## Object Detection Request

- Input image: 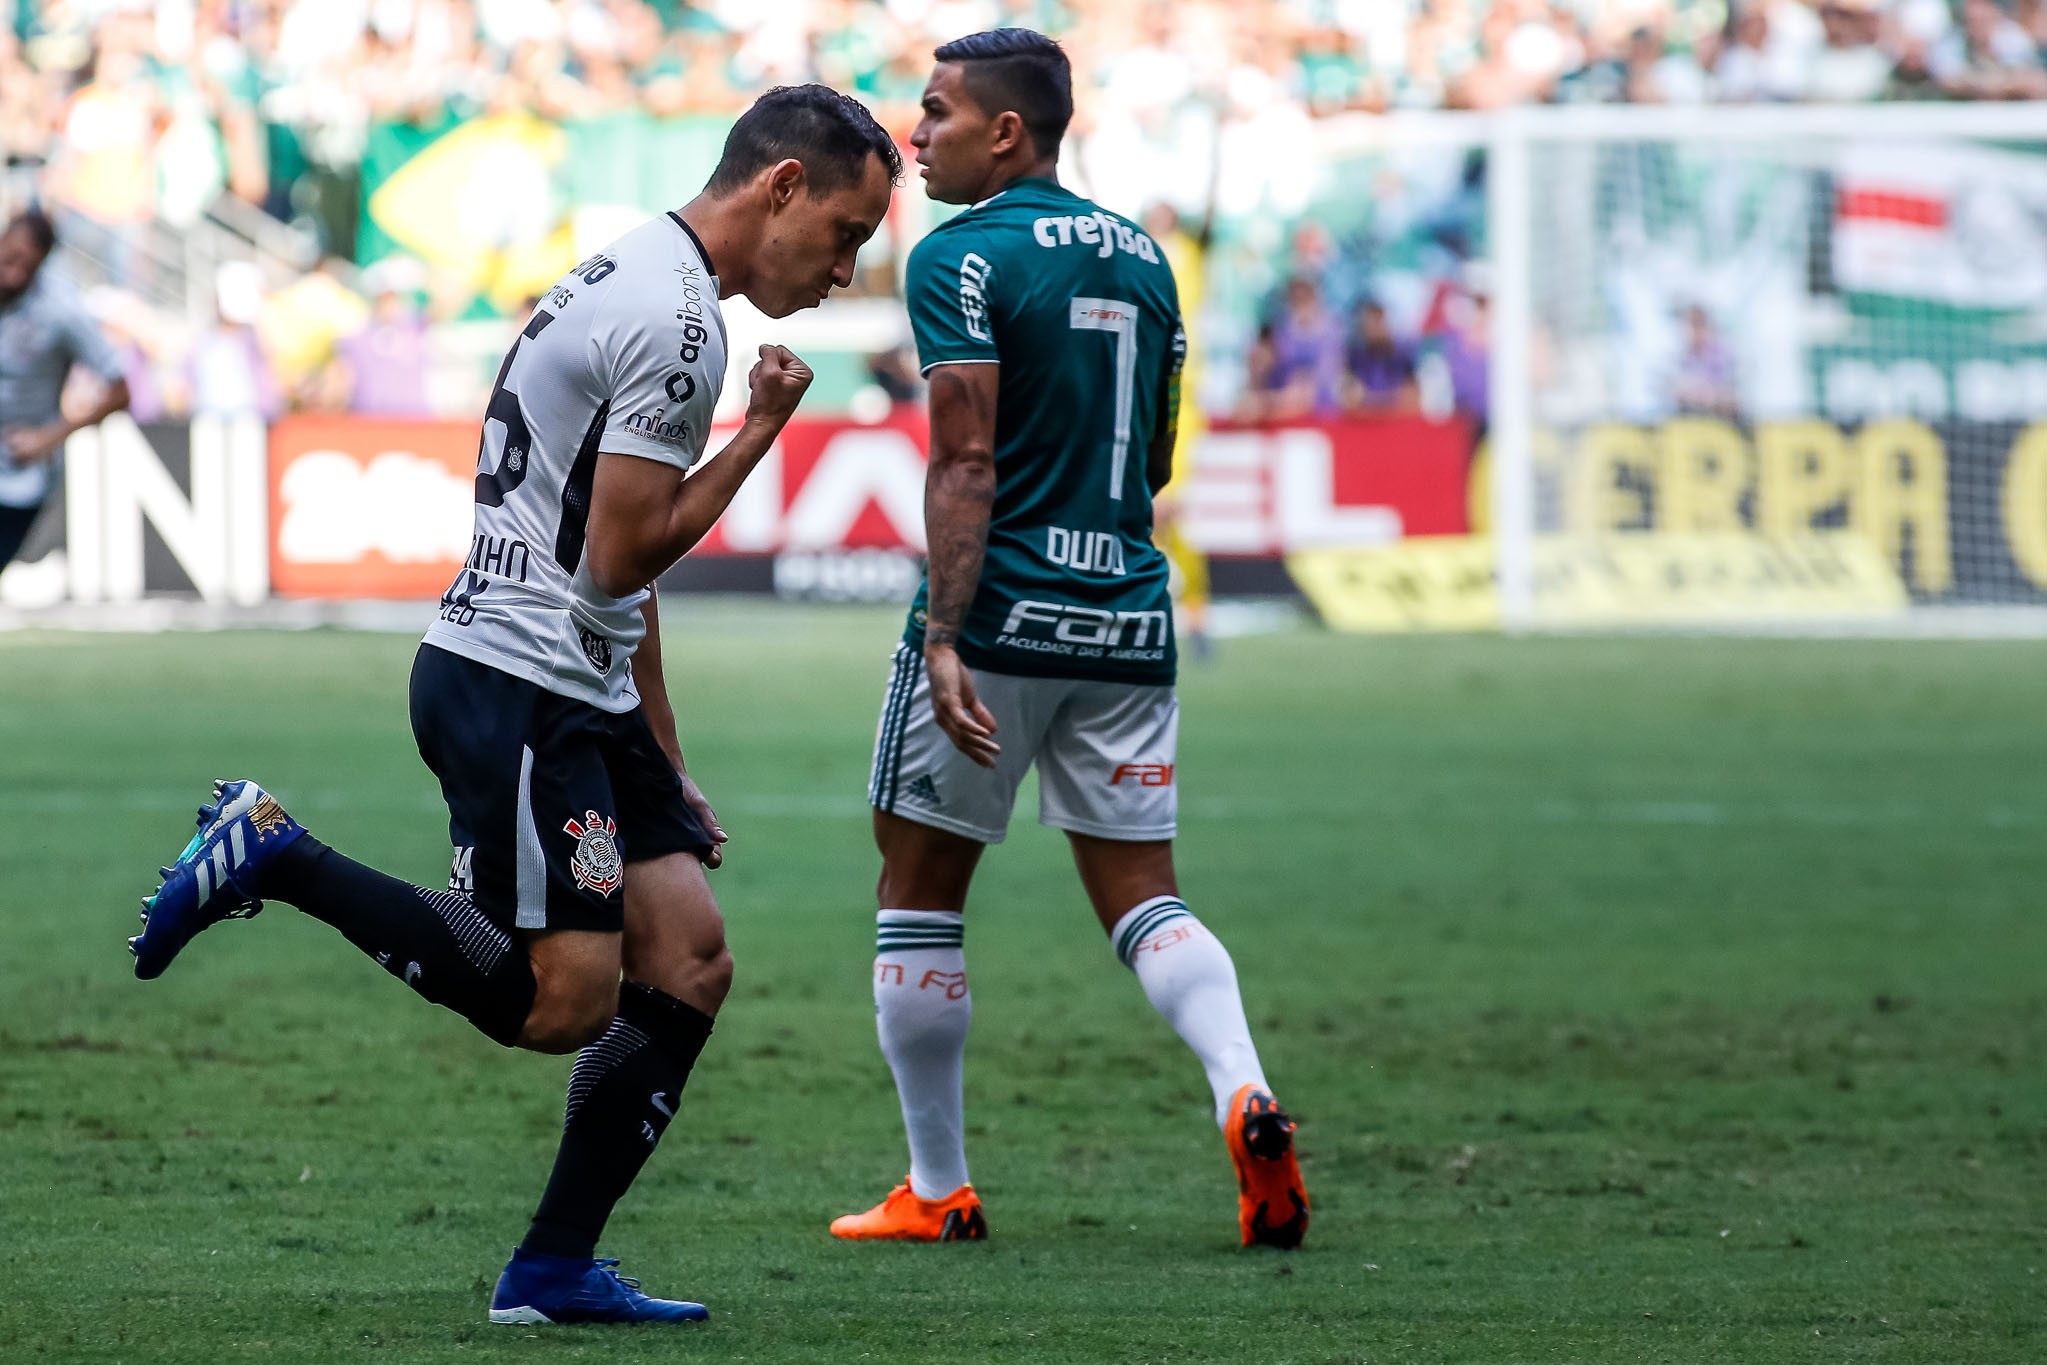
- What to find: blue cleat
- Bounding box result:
[488,1249,709,1325]
[130,780,306,980]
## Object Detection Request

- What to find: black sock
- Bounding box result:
[519,981,716,1260]
[253,836,536,1048]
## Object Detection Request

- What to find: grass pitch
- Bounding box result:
[0,608,2042,1364]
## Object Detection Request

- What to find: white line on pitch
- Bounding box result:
[3,787,2040,830]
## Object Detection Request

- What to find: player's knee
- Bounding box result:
[521,970,618,1054]
[698,942,735,1003]
[522,997,614,1054]
[621,919,731,1013]
[660,934,733,1007]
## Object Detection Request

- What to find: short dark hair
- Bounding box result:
[933,28,1073,158]
[705,85,902,197]
[4,207,57,256]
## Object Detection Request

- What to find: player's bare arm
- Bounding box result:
[586,344,813,598]
[635,587,728,867]
[921,361,1001,768]
[3,375,128,464]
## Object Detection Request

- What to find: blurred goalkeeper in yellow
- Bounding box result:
[1143,197,1214,659]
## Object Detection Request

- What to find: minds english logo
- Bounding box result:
[625,407,690,446]
[664,260,714,403]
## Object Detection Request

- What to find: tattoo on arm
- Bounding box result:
[922,364,999,649]
[923,459,992,647]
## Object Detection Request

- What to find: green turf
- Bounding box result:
[1,610,2043,1364]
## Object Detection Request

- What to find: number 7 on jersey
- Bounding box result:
[1068,297,1139,501]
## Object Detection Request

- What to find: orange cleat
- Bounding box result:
[829,1179,988,1242]
[1225,1084,1309,1249]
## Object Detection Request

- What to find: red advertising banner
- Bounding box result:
[1181,415,1472,556]
[270,416,479,599]
[698,411,1473,557]
[695,410,931,554]
[266,412,1473,598]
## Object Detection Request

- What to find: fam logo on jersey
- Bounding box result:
[999,599,1170,649]
[958,253,993,342]
[578,626,613,673]
[563,810,624,896]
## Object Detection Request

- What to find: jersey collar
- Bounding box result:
[667,211,719,281]
[968,176,1065,214]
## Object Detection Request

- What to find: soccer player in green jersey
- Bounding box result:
[829,28,1309,1250]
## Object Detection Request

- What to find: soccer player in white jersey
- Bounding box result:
[828,31,1308,1250]
[128,86,898,1325]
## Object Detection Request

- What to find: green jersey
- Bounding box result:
[903,178,1185,685]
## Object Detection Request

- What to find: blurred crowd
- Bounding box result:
[6,0,2046,424]
[9,0,2042,223]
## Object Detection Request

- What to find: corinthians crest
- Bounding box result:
[562,810,624,896]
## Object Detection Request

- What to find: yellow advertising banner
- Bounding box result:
[1288,533,1911,632]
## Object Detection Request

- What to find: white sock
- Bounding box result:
[1111,896,1269,1127]
[873,909,972,1199]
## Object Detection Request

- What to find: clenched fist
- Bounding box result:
[745,344,813,428]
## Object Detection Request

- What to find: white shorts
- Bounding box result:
[867,644,1178,845]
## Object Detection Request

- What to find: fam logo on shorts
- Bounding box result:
[563,810,624,896]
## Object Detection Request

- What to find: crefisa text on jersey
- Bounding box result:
[1031,213,1160,262]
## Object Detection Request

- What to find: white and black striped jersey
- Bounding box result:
[421,213,726,712]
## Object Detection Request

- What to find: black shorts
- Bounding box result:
[409,644,716,935]
[0,502,45,573]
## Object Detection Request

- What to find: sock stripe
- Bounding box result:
[563,1020,651,1125]
[1114,899,1192,968]
[876,908,963,954]
[876,937,964,953]
[415,887,511,975]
